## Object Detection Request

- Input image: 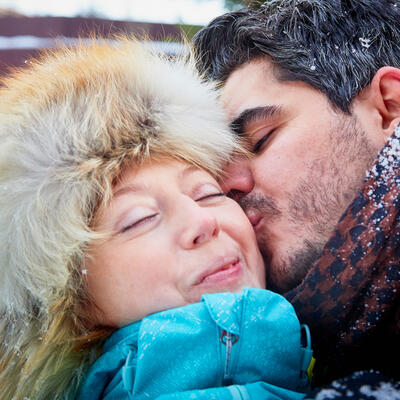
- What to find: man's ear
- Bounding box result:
[368,67,400,136]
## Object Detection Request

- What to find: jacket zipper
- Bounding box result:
[220,330,238,382]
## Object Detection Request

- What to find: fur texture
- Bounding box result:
[0,38,242,399]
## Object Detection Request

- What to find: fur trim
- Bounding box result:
[0,38,242,399]
[0,38,240,318]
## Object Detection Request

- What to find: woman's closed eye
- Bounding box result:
[194,183,225,202]
[119,212,159,233]
[197,192,225,201]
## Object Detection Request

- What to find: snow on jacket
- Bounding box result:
[77,288,313,399]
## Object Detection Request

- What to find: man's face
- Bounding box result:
[220,59,384,293]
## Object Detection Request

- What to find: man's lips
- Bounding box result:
[195,257,241,286]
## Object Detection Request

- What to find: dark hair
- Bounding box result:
[193,0,400,112]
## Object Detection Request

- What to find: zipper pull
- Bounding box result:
[220,330,238,382]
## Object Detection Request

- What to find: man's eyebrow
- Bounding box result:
[230,105,282,135]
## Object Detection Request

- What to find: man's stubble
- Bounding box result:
[240,114,380,292]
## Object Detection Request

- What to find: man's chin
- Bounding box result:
[263,241,325,294]
[265,272,300,294]
[262,256,297,294]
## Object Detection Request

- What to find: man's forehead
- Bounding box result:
[220,58,277,120]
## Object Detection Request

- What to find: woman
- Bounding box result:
[0,38,311,400]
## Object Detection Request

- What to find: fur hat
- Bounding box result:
[0,38,241,399]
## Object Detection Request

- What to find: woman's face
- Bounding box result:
[85,160,265,327]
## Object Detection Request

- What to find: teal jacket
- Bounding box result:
[77,288,313,399]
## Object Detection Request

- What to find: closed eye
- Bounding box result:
[121,213,158,233]
[253,130,275,153]
[196,192,225,202]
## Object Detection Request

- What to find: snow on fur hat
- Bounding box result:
[0,38,241,321]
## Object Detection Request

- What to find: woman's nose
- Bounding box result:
[179,203,220,249]
[220,157,255,202]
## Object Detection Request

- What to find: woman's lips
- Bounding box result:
[195,257,242,287]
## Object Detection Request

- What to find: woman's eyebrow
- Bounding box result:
[230,105,282,135]
[179,164,201,180]
[113,165,201,200]
[113,183,145,199]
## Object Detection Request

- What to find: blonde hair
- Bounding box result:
[0,37,243,399]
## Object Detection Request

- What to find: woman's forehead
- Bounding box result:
[115,160,210,189]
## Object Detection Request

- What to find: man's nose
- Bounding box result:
[179,202,220,249]
[220,158,255,201]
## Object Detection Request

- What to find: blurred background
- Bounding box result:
[0,0,262,75]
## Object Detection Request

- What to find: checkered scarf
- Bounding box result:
[286,126,400,385]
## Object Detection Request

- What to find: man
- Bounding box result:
[193,0,400,388]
